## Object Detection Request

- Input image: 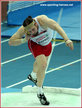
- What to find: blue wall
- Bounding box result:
[7,1,81,25]
[1,1,81,40]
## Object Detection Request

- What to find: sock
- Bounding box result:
[31,71,37,80]
[38,87,44,95]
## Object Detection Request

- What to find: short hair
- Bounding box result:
[23,16,33,27]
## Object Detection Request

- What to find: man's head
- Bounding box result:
[23,16,38,36]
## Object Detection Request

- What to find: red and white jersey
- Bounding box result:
[30,18,53,46]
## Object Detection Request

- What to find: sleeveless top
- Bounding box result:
[30,17,53,46]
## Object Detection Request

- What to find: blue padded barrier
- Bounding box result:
[7,1,80,25]
[1,1,81,40]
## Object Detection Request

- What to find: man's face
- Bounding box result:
[27,25,38,36]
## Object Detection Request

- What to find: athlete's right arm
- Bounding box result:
[8,26,27,46]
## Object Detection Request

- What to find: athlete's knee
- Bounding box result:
[41,62,47,69]
[36,55,47,69]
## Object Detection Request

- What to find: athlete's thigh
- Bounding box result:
[46,56,49,61]
[35,54,47,67]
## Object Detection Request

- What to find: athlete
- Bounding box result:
[8,15,74,105]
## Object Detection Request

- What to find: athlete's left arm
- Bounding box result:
[39,15,74,50]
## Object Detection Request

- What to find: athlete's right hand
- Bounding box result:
[25,34,30,41]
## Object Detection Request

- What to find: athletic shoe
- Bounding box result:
[27,74,37,85]
[37,93,50,105]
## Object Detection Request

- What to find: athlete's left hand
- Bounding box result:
[65,40,74,50]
